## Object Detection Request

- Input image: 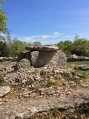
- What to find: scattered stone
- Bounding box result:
[81,83,89,88]
[74,75,80,79]
[0,66,4,71]
[0,57,17,62]
[68,54,89,62]
[0,86,11,98]
[75,65,89,71]
[69,81,77,87]
[0,98,3,105]
[4,62,17,73]
[15,112,27,119]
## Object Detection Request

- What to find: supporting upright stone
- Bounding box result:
[25,45,67,68]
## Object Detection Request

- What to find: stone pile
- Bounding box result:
[0,86,11,98]
[67,54,89,62]
[0,61,81,99]
[0,57,17,62]
[0,45,81,96]
[75,64,89,71]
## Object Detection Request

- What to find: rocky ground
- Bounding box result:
[0,83,89,119]
[0,59,89,119]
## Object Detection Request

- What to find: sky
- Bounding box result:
[2,0,89,44]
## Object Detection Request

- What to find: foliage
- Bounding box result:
[67,61,89,79]
[0,41,8,56]
[0,0,6,32]
[57,40,73,57]
[67,61,89,68]
[73,38,89,56]
[33,41,41,45]
[7,38,27,57]
[57,37,89,57]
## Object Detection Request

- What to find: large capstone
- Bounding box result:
[26,45,59,51]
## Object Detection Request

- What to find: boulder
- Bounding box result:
[31,50,66,68]
[16,58,31,70]
[0,86,11,98]
[4,62,17,73]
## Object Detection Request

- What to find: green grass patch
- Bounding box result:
[77,70,89,79]
[67,61,89,79]
[67,61,89,68]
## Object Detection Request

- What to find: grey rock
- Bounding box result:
[0,57,17,62]
[75,65,89,71]
[4,62,17,73]
[0,86,11,98]
[31,50,66,68]
[68,54,89,62]
[71,54,78,59]
[31,51,39,67]
[26,45,59,51]
[16,58,31,69]
[0,98,4,105]
[0,66,4,72]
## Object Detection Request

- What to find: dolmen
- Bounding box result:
[18,45,67,68]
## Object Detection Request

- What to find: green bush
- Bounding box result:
[57,37,89,57]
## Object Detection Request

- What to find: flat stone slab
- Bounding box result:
[0,86,11,98]
[26,45,59,51]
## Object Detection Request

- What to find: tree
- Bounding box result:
[33,41,41,46]
[57,40,73,56]
[0,0,7,42]
[0,0,6,32]
[7,38,27,57]
[73,38,89,56]
[0,41,8,56]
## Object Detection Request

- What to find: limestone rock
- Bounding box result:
[67,54,89,62]
[0,57,17,62]
[75,65,89,71]
[16,58,31,70]
[0,66,4,72]
[31,50,66,68]
[4,62,17,73]
[0,86,11,98]
[26,45,59,51]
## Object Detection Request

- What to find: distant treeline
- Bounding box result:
[57,37,89,57]
[0,37,41,57]
[0,36,89,57]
